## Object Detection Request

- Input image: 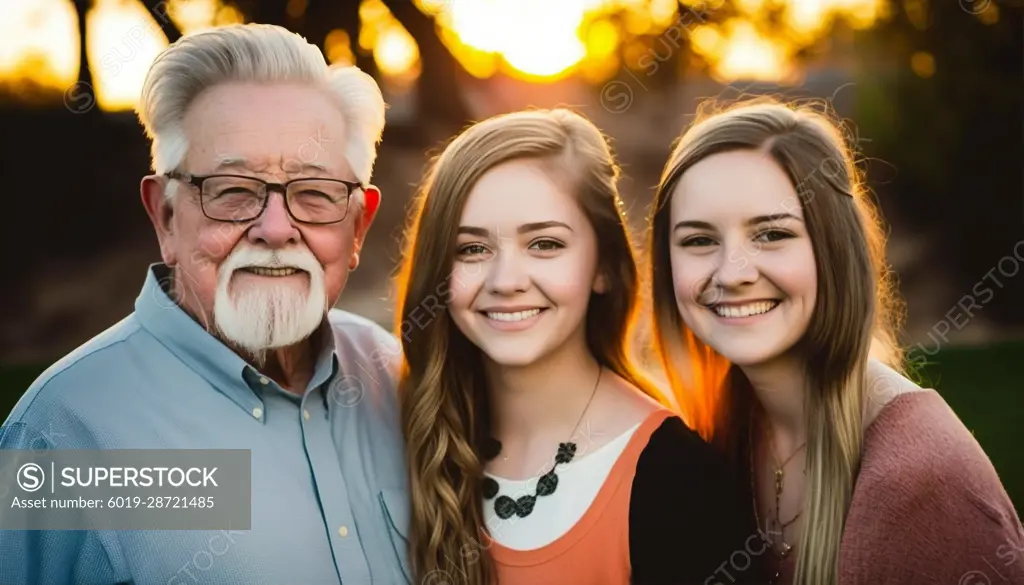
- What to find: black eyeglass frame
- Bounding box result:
[165,171,365,225]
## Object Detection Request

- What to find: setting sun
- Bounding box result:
[423,0,889,83]
[447,0,589,80]
[0,0,893,111]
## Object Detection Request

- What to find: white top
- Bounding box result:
[483,422,641,550]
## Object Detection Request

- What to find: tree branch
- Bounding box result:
[379,0,472,129]
[144,0,184,45]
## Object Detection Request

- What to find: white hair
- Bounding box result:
[214,243,327,363]
[135,23,386,192]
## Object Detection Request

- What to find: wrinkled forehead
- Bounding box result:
[182,83,352,178]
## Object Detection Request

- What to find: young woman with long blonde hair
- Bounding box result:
[645,98,1023,585]
[394,108,766,585]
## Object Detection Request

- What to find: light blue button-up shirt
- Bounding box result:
[0,264,412,585]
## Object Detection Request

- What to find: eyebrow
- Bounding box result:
[673,213,802,232]
[214,155,330,174]
[457,221,574,237]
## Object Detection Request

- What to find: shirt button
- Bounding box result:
[259,376,269,385]
[252,407,263,419]
[338,525,349,537]
[303,409,310,421]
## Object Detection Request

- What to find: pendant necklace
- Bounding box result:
[481,366,602,520]
[750,414,806,583]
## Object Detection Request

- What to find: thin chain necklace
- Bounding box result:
[750,413,806,579]
[481,366,602,519]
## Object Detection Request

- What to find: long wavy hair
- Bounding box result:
[645,98,905,585]
[394,108,663,585]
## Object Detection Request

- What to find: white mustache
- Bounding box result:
[219,245,322,277]
[213,243,328,361]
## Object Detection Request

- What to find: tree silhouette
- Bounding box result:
[143,0,182,44]
[237,0,472,135]
[70,0,184,102]
[379,0,472,131]
[72,0,94,100]
[306,0,377,77]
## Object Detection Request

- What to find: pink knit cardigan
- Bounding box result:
[838,390,1024,585]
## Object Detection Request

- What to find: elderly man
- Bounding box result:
[0,24,410,585]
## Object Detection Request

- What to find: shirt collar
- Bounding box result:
[135,263,339,415]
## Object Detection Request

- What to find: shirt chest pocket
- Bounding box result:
[379,488,412,585]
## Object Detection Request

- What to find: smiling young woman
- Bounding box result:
[644,98,1024,585]
[394,108,767,585]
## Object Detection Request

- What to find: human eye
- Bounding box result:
[753,228,795,243]
[202,177,263,218]
[211,183,259,199]
[215,186,257,197]
[293,180,349,203]
[529,238,565,252]
[293,188,333,201]
[677,235,717,248]
[456,243,490,258]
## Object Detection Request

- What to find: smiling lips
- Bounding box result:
[485,308,543,322]
[240,266,303,277]
[710,300,780,319]
[478,307,549,332]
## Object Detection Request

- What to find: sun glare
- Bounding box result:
[446,0,589,80]
[0,0,240,111]
[711,20,795,83]
[359,0,422,86]
[87,0,169,111]
[428,0,888,83]
[0,0,892,111]
[0,0,79,96]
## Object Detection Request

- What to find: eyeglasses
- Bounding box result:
[165,171,364,225]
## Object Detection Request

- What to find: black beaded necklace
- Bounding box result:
[481,367,602,520]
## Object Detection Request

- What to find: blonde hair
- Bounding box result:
[395,108,663,585]
[645,98,904,585]
[135,23,385,189]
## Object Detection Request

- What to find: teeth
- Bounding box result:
[486,309,542,322]
[245,267,299,277]
[713,301,779,318]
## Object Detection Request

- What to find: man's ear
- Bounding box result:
[353,185,381,250]
[141,175,177,266]
[363,185,381,218]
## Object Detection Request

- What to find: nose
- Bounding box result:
[712,242,759,289]
[486,248,530,295]
[246,192,301,248]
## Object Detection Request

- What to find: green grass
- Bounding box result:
[1,342,1021,512]
[911,340,1023,514]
